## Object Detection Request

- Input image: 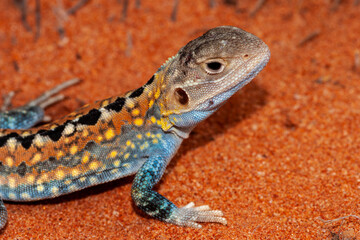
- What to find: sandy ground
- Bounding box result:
[0,0,360,239]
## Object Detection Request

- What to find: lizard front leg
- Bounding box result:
[131,135,227,228]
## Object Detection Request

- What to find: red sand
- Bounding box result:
[0,0,360,239]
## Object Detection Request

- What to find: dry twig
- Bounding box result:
[250,0,266,17]
[297,30,320,47]
[330,0,341,11]
[135,0,141,8]
[53,0,69,41]
[125,31,132,57]
[14,0,32,31]
[171,0,180,22]
[122,0,129,21]
[35,0,41,40]
[353,50,360,72]
[317,215,360,224]
[224,0,237,6]
[67,0,90,15]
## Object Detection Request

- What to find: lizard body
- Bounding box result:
[0,26,270,229]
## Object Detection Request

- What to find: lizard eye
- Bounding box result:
[174,87,189,105]
[203,59,226,74]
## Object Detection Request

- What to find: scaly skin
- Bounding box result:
[0,26,270,229]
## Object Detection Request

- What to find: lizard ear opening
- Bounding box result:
[174,87,189,105]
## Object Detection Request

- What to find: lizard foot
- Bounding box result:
[169,202,227,228]
[1,91,15,111]
[0,78,80,129]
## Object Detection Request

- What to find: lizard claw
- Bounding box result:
[169,202,227,228]
[1,91,15,111]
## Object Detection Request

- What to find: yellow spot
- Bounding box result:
[146,132,151,137]
[148,99,154,108]
[69,185,77,191]
[160,118,172,131]
[127,100,135,108]
[154,88,161,99]
[27,175,35,184]
[151,134,155,138]
[52,187,59,194]
[133,154,137,158]
[157,120,162,126]
[37,185,45,192]
[150,116,157,124]
[70,145,78,155]
[97,136,103,141]
[64,138,70,144]
[82,154,90,164]
[72,169,80,177]
[131,143,135,149]
[134,118,144,126]
[172,117,178,122]
[109,150,118,158]
[113,160,120,167]
[79,177,86,182]
[123,163,130,168]
[8,178,16,188]
[57,151,64,159]
[153,139,159,144]
[140,141,149,150]
[5,157,13,167]
[8,193,16,199]
[105,128,115,140]
[156,133,162,138]
[21,131,31,137]
[56,170,65,180]
[111,169,119,174]
[148,91,153,98]
[82,129,89,137]
[124,153,130,159]
[132,108,140,116]
[64,180,72,185]
[21,193,30,199]
[136,134,143,139]
[126,140,132,146]
[101,100,109,107]
[36,174,48,184]
[89,161,99,170]
[31,153,42,164]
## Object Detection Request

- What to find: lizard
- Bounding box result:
[0,26,270,229]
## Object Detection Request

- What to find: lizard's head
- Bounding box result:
[156,26,270,137]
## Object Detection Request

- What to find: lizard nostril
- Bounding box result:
[243,54,249,59]
[174,88,189,105]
